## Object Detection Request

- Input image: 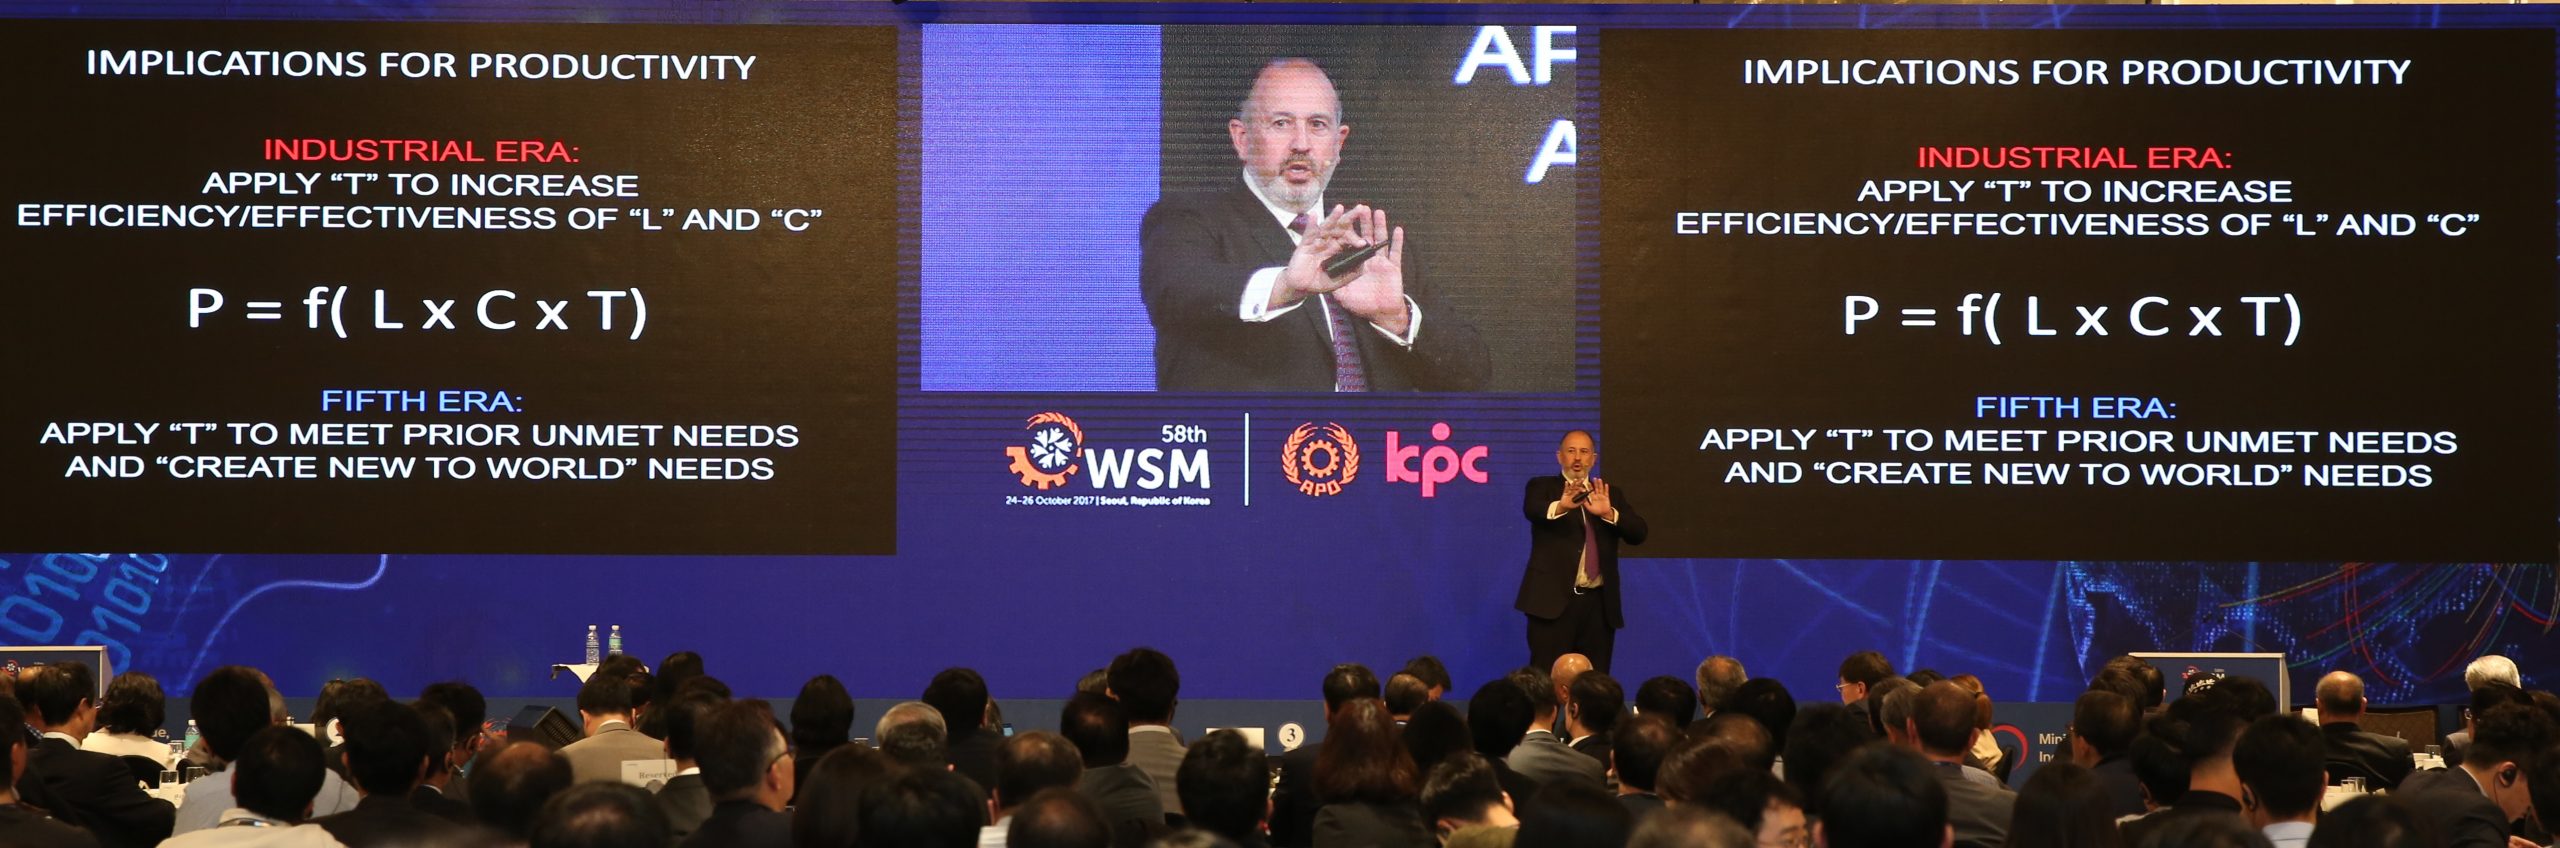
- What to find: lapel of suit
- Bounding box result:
[1225,182,1339,359]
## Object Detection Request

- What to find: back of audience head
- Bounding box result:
[1010,787,1111,848]
[234,725,329,822]
[1107,647,1181,724]
[1324,663,1383,716]
[2102,655,2166,712]
[1657,734,1746,805]
[2004,761,2124,848]
[1695,656,1748,717]
[1872,678,1922,746]
[17,663,91,729]
[1178,729,1270,844]
[1422,753,1516,835]
[194,665,275,764]
[1636,676,1697,727]
[657,650,706,693]
[1691,711,1777,775]
[2464,654,2522,692]
[2303,795,2445,848]
[1386,672,1433,719]
[2125,734,2189,811]
[1911,681,1982,758]
[1469,677,1536,759]
[1727,678,1798,751]
[1074,668,1110,697]
[793,744,894,848]
[877,700,950,770]
[701,699,794,809]
[1782,703,1870,817]
[2465,702,2555,822]
[531,782,669,848]
[340,697,432,796]
[675,674,733,702]
[2071,690,2139,764]
[2469,681,2534,729]
[1403,700,1473,774]
[419,680,488,753]
[413,700,458,780]
[2230,715,2323,827]
[2088,668,2149,709]
[1401,655,1453,700]
[474,741,576,839]
[1815,744,1948,848]
[97,671,164,737]
[995,730,1084,814]
[314,676,389,741]
[858,766,986,848]
[1567,671,1624,738]
[1691,768,1805,848]
[793,674,856,757]
[924,667,991,738]
[576,673,637,728]
[1611,713,1680,795]
[1060,692,1131,768]
[1517,778,1632,848]
[1627,804,1754,848]
[1315,698,1419,805]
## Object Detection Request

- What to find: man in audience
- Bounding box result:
[161,726,341,848]
[2401,702,2553,848]
[652,693,722,841]
[1863,676,1917,741]
[681,700,796,848]
[1837,651,1893,733]
[15,663,174,848]
[1695,657,1747,724]
[1906,681,2010,848]
[1059,692,1165,848]
[1272,664,1378,846]
[1008,787,1113,848]
[1401,657,1454,702]
[1693,768,1807,848]
[984,731,1084,847]
[1813,744,1949,848]
[2447,655,2524,767]
[879,702,954,773]
[2230,715,2323,848]
[2104,656,2167,714]
[559,674,659,786]
[470,742,575,846]
[1566,672,1624,768]
[1692,713,1777,775]
[858,768,985,848]
[1551,655,1593,715]
[2066,689,2145,819]
[2310,670,2416,791]
[176,668,360,834]
[1179,730,1272,847]
[1635,677,1697,728]
[1463,678,1545,812]
[1628,804,1754,848]
[1421,753,1519,838]
[529,783,668,848]
[1610,714,1678,822]
[408,701,473,824]
[417,681,488,800]
[1107,648,1186,815]
[926,668,1004,790]
[0,692,98,848]
[1874,679,1922,749]
[1508,667,1606,791]
[2119,677,2274,847]
[315,699,465,847]
[1385,674,1431,724]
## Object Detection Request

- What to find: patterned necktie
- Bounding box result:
[1580,493,1601,583]
[1289,213,1367,392]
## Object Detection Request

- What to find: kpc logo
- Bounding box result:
[1386,422,1490,498]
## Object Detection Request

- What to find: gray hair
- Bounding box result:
[2464,655,2521,691]
[875,701,948,769]
[1696,656,1747,713]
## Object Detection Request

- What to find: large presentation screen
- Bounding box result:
[1,3,2552,707]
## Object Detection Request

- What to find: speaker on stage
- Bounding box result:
[507,705,582,750]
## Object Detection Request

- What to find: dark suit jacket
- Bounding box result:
[2117,790,2243,848]
[655,773,715,843]
[316,792,466,848]
[1310,801,1434,848]
[1617,792,1664,824]
[1569,736,1613,774]
[2399,767,2511,848]
[410,783,474,825]
[1514,477,1648,629]
[0,804,102,848]
[678,800,792,848]
[1139,180,1488,392]
[2320,722,2416,791]
[19,737,173,848]
[1269,746,1322,848]
[2088,754,2148,820]
[1077,763,1166,848]
[949,730,1003,797]
[1489,758,1543,817]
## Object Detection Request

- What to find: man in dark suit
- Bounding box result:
[2309,671,2417,791]
[13,664,171,848]
[1565,673,1623,771]
[652,694,720,842]
[1517,431,1649,674]
[1139,57,1487,393]
[678,701,796,848]
[2066,690,2147,819]
[314,700,464,848]
[1178,731,1273,847]
[2399,703,2550,848]
[1609,715,1677,824]
[924,668,1004,792]
[1270,665,1377,847]
[1059,693,1163,848]
[0,693,100,848]
[408,701,473,825]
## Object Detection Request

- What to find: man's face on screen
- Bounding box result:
[1558,432,1596,479]
[1230,61,1346,214]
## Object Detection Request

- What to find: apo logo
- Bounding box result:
[1004,412,1084,490]
[1386,422,1490,498]
[1281,423,1361,496]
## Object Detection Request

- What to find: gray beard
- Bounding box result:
[1258,169,1327,214]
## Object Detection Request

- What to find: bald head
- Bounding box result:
[1230,58,1345,214]
[1553,655,1593,693]
[2314,672,2366,721]
[1557,431,1597,479]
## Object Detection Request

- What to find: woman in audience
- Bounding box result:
[82,671,177,770]
[1404,701,1475,777]
[792,743,894,848]
[2003,762,2123,848]
[1950,674,2014,783]
[791,674,857,805]
[1312,699,1435,848]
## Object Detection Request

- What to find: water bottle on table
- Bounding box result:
[585,624,601,664]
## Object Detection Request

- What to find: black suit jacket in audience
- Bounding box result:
[656,773,715,843]
[1269,746,1322,848]
[1570,736,1613,773]
[409,783,473,825]
[949,729,1003,793]
[1310,801,1434,848]
[2398,767,2511,848]
[0,803,103,848]
[2117,789,2243,848]
[317,792,465,848]
[1617,792,1664,824]
[19,737,173,848]
[1076,763,1165,848]
[2319,722,2416,791]
[2088,754,2148,820]
[679,799,792,848]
